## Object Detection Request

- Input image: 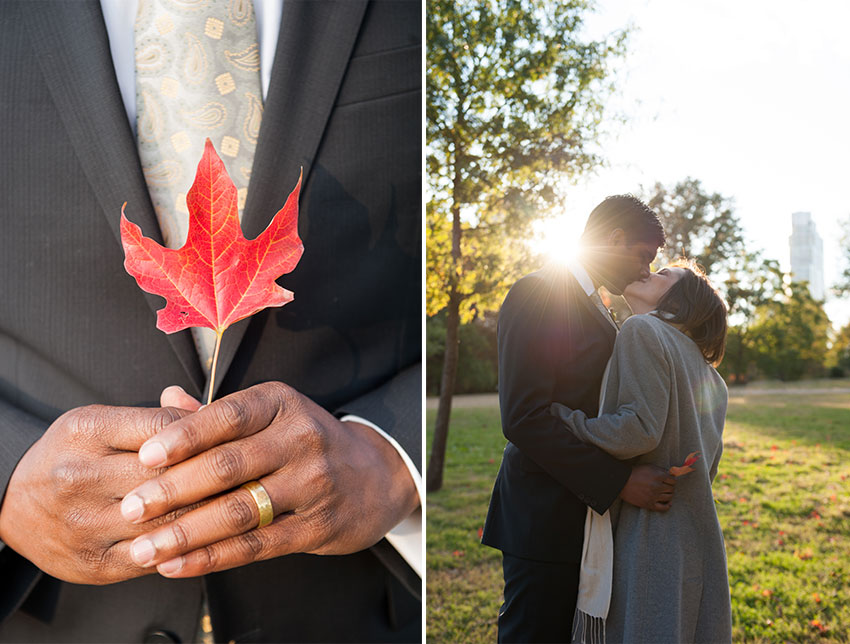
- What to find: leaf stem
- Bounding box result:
[207,330,224,406]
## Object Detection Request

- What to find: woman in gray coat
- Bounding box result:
[552,260,732,644]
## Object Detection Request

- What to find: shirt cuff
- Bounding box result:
[339,414,422,578]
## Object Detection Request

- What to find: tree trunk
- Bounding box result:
[427,161,463,493]
[426,293,460,492]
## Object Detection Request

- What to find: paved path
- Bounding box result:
[427,387,850,410]
[426,393,499,409]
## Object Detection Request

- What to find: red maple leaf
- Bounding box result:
[121,139,303,336]
[669,451,701,477]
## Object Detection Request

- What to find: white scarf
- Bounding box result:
[572,360,614,644]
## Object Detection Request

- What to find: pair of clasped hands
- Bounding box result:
[0,382,419,585]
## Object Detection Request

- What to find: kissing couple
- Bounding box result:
[482,195,733,643]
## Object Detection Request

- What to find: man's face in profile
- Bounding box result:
[606,240,658,295]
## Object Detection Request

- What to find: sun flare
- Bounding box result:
[530,214,585,267]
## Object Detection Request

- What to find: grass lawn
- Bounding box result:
[728,378,850,391]
[426,389,850,643]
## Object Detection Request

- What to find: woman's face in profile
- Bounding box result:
[623,266,687,313]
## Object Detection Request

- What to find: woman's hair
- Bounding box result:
[653,259,728,366]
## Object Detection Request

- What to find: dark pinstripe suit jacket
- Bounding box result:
[0,1,421,641]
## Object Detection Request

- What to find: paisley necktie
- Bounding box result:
[135,0,263,374]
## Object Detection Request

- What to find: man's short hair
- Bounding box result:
[582,194,665,249]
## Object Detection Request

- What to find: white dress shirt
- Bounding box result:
[569,260,597,298]
[99,0,422,576]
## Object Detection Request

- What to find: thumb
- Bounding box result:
[160,385,203,412]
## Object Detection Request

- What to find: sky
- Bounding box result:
[536,0,850,327]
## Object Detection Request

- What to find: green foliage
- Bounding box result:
[426,0,629,491]
[427,313,498,395]
[748,283,831,381]
[720,254,785,383]
[827,323,850,373]
[427,0,628,320]
[638,178,790,384]
[643,177,745,277]
[426,311,447,363]
[426,389,850,643]
[639,178,833,383]
[834,216,850,296]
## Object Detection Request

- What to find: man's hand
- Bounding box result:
[0,405,190,584]
[120,382,420,578]
[619,464,675,511]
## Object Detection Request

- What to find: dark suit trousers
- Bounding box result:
[498,554,580,644]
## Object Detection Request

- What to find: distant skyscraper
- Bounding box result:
[789,211,825,300]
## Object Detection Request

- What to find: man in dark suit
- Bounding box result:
[0,1,420,642]
[482,195,674,643]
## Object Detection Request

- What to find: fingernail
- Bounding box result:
[158,556,184,575]
[139,441,168,467]
[131,538,156,565]
[121,494,145,521]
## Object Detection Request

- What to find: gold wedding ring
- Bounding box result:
[241,480,274,528]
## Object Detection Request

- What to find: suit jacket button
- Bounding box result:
[144,630,180,643]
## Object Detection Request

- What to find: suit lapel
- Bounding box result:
[210,0,369,399]
[578,288,619,339]
[563,270,618,341]
[21,0,205,397]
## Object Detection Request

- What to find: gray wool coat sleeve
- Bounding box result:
[551,314,672,459]
[551,313,733,644]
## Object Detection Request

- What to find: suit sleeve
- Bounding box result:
[498,275,631,515]
[334,362,420,474]
[334,364,422,594]
[0,399,48,623]
[550,316,672,459]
